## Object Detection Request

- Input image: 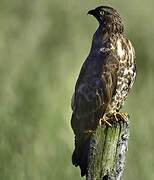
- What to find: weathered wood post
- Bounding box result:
[86,115,130,180]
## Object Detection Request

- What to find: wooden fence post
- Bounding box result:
[86,115,130,180]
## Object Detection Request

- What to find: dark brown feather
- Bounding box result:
[71,6,136,177]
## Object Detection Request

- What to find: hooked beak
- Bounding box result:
[87,9,96,15]
[87,8,101,24]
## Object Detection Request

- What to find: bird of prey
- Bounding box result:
[71,6,136,176]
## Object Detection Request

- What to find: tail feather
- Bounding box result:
[72,133,91,176]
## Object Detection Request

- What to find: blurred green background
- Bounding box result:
[0,0,154,180]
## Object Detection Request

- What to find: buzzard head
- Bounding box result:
[88,6,124,33]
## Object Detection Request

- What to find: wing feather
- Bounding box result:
[71,50,119,176]
[71,51,119,134]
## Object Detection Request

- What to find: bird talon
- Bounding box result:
[98,118,102,126]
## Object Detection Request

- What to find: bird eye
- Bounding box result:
[100,10,104,15]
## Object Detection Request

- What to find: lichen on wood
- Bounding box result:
[86,115,130,180]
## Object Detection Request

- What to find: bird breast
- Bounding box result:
[106,34,136,115]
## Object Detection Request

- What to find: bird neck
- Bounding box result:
[90,24,123,51]
[103,21,124,34]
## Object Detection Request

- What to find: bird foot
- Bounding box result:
[113,112,128,122]
[99,112,128,127]
[99,118,112,127]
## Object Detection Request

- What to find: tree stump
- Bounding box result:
[86,115,130,180]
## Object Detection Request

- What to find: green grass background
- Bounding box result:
[0,0,154,179]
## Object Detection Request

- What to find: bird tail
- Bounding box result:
[72,133,91,176]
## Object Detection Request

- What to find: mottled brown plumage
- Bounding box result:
[71,6,136,176]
